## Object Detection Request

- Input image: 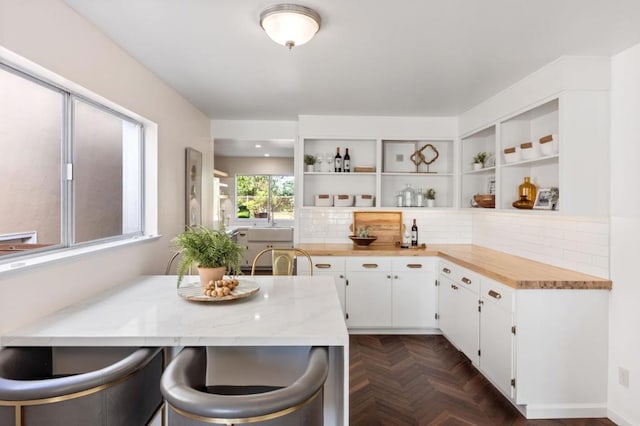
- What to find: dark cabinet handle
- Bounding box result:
[451,284,458,290]
[442,267,451,274]
[488,290,502,299]
[362,263,378,269]
[407,264,422,269]
[315,264,331,269]
[461,277,472,285]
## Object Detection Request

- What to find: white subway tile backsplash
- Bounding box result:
[297,208,610,278]
[473,211,609,278]
[297,208,473,244]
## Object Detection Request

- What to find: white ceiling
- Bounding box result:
[214,138,294,158]
[64,0,640,122]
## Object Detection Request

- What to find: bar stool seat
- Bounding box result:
[161,346,328,425]
[0,346,163,426]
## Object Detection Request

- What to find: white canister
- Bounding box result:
[539,134,558,156]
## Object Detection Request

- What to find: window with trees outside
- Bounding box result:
[236,175,294,221]
[0,62,144,260]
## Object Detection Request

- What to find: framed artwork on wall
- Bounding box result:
[186,148,203,227]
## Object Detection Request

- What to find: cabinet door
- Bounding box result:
[392,259,437,328]
[455,285,480,365]
[437,274,456,337]
[438,274,479,365]
[346,271,392,327]
[479,279,514,398]
[298,257,346,313]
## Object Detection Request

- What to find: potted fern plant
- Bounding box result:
[173,226,243,287]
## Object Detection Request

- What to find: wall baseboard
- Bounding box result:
[523,403,607,420]
[607,408,635,426]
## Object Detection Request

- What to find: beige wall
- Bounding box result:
[0,0,212,333]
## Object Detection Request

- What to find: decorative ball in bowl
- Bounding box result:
[349,235,378,246]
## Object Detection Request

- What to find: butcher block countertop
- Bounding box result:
[296,243,612,290]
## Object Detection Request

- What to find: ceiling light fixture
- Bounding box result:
[255,144,262,148]
[260,4,321,50]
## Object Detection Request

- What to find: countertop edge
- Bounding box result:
[297,243,612,290]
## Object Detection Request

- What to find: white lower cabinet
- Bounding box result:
[479,278,514,399]
[437,262,479,365]
[391,258,438,328]
[438,260,609,419]
[305,255,438,331]
[297,256,346,314]
[345,257,392,328]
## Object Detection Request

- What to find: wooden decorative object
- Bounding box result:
[410,150,424,167]
[351,211,403,246]
[178,280,260,302]
[393,242,427,250]
[418,144,439,173]
[473,194,495,208]
[353,166,375,173]
[409,144,440,173]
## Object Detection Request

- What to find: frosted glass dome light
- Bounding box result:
[260,4,321,49]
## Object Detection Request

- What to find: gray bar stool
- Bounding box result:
[161,346,329,425]
[0,346,163,426]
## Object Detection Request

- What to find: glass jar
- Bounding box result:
[396,192,404,207]
[415,188,424,207]
[402,184,414,207]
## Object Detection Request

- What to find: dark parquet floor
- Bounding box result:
[349,335,616,426]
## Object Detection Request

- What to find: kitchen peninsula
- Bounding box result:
[1,275,349,426]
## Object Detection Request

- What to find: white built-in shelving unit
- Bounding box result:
[301,137,456,208]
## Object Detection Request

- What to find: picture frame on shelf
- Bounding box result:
[487,176,496,195]
[533,187,559,210]
[383,141,416,172]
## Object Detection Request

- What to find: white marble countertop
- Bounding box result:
[1,275,349,347]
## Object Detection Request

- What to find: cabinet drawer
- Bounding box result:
[438,260,459,281]
[439,260,479,294]
[392,257,437,272]
[306,256,345,273]
[346,257,391,271]
[456,268,480,294]
[480,278,513,312]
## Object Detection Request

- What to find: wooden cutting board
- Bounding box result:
[351,211,403,246]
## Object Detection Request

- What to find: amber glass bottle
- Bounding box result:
[519,177,537,202]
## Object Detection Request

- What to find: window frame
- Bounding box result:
[0,61,146,264]
[234,174,295,222]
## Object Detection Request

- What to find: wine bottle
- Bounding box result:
[334,148,342,172]
[411,219,418,247]
[343,148,351,172]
